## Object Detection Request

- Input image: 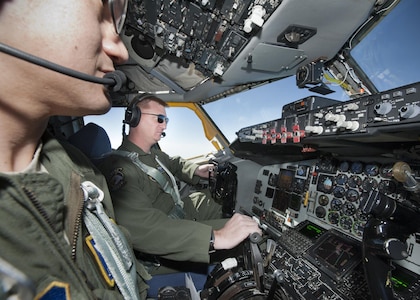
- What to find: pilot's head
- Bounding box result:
[124,95,169,150]
[0,0,129,117]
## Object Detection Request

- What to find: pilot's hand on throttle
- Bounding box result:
[213,213,262,250]
[195,164,215,178]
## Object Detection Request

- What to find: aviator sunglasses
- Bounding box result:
[142,113,170,124]
[108,0,128,34]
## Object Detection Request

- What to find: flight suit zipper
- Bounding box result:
[20,181,95,299]
[22,185,84,261]
[71,192,85,261]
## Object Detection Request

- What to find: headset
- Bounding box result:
[0,42,126,92]
[123,93,153,127]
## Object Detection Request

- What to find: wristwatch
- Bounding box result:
[209,230,216,254]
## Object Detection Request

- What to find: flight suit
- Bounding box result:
[0,134,150,300]
[98,138,227,272]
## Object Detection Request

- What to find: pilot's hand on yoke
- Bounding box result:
[213,213,262,250]
[195,163,216,178]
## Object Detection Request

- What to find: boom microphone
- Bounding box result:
[0,42,126,92]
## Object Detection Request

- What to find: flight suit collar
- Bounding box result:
[119,138,151,157]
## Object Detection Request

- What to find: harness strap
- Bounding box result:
[81,181,140,300]
[112,150,185,219]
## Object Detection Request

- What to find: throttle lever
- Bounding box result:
[249,232,265,292]
[265,239,277,267]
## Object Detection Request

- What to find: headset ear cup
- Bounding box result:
[124,105,141,127]
[130,105,141,127]
[124,93,151,127]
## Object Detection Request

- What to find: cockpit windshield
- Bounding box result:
[350,0,419,92]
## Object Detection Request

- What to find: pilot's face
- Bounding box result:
[0,0,129,117]
[138,101,168,145]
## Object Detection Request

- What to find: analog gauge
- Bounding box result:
[333,186,346,198]
[350,161,364,174]
[362,177,378,192]
[339,216,353,231]
[317,175,334,193]
[378,180,397,194]
[327,211,340,224]
[380,164,394,178]
[353,221,365,236]
[348,175,362,188]
[342,202,356,216]
[338,161,350,172]
[318,194,329,206]
[296,165,309,177]
[330,198,343,211]
[356,209,369,222]
[335,174,348,185]
[315,206,327,218]
[364,163,380,176]
[345,189,359,202]
[292,178,306,193]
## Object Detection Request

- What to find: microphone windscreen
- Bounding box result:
[103,70,127,92]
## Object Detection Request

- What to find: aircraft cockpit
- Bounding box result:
[43,0,420,299]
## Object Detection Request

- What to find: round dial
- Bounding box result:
[350,161,364,174]
[342,202,356,216]
[321,176,333,193]
[328,211,340,224]
[345,189,359,202]
[364,163,380,176]
[315,206,327,218]
[356,209,369,222]
[378,180,397,194]
[330,198,343,211]
[335,174,348,185]
[380,164,394,178]
[362,177,378,191]
[318,194,329,206]
[348,175,362,188]
[339,216,353,230]
[333,186,346,198]
[353,221,365,236]
[338,161,350,172]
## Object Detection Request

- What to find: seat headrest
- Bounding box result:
[68,122,112,161]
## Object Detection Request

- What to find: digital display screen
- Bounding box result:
[277,169,294,190]
[298,222,326,240]
[272,190,289,213]
[289,193,302,211]
[391,265,419,293]
[271,169,295,213]
[305,231,361,281]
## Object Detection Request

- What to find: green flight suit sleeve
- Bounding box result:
[99,154,213,264]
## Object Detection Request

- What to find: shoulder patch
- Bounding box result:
[85,235,115,288]
[108,168,126,191]
[35,281,70,300]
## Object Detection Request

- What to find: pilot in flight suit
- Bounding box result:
[99,137,226,270]
[0,134,151,299]
[98,94,261,299]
